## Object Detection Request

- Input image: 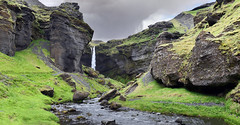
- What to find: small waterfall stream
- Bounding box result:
[91,46,96,70]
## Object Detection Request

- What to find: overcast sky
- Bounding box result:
[39,0,215,41]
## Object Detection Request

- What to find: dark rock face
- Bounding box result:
[156,31,183,46]
[150,31,184,87]
[73,91,90,102]
[151,44,184,87]
[189,31,240,87]
[0,2,16,56]
[151,31,240,91]
[0,1,35,55]
[81,46,92,67]
[14,7,35,51]
[50,3,93,72]
[92,13,193,81]
[206,12,225,26]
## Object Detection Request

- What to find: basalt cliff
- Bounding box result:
[0,0,93,72]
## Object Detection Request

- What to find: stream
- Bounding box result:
[51,98,227,125]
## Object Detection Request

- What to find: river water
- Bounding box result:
[51,98,227,125]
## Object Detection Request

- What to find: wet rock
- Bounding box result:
[40,86,54,97]
[175,117,183,124]
[109,102,122,110]
[100,100,109,106]
[76,116,86,120]
[68,108,76,112]
[73,91,90,102]
[119,95,126,101]
[63,110,68,114]
[101,119,116,125]
[99,89,120,102]
[51,107,57,111]
[86,113,92,116]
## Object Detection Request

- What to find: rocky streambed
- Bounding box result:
[51,98,227,125]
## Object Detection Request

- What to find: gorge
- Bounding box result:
[0,0,240,125]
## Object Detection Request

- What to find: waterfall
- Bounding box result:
[91,46,96,70]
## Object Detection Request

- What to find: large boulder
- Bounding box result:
[151,31,240,91]
[99,89,120,102]
[73,91,90,102]
[188,31,240,88]
[50,2,93,72]
[109,102,122,110]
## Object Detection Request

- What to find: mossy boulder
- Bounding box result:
[73,91,89,102]
[99,89,120,102]
[40,86,54,97]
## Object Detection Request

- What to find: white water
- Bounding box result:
[91,46,96,70]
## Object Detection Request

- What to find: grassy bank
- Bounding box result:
[112,73,240,125]
[0,41,121,124]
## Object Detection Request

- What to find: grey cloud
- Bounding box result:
[39,0,215,41]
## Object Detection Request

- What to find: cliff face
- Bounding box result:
[50,3,93,72]
[0,0,93,72]
[87,11,195,80]
[151,0,240,93]
[0,0,35,55]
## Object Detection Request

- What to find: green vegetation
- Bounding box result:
[0,48,72,124]
[112,73,240,125]
[0,39,123,124]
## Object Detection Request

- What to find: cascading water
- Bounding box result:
[91,46,96,70]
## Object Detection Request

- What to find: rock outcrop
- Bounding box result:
[0,0,93,73]
[150,0,240,93]
[188,31,240,88]
[50,3,93,72]
[0,0,35,55]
